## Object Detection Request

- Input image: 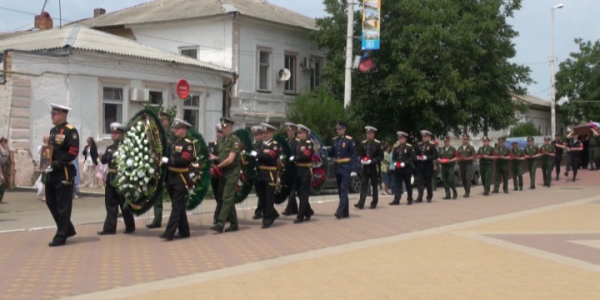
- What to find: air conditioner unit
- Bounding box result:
[130,88,147,102]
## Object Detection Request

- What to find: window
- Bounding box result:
[148,90,163,105]
[258,50,270,91]
[102,87,123,134]
[0,53,4,84]
[310,59,322,91]
[183,94,201,130]
[284,55,296,93]
[180,47,198,59]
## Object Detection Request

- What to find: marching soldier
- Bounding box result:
[551,133,565,180]
[438,136,457,200]
[159,118,194,241]
[250,125,266,220]
[255,123,281,228]
[208,123,224,224]
[586,127,600,170]
[97,123,135,235]
[415,130,438,203]
[44,104,79,247]
[540,136,556,187]
[290,124,315,223]
[477,136,494,196]
[524,136,540,189]
[355,126,384,209]
[432,140,440,191]
[328,121,358,219]
[210,117,242,233]
[146,112,172,229]
[282,122,300,216]
[565,133,583,181]
[510,141,525,191]
[457,135,476,197]
[390,131,415,205]
[492,137,510,194]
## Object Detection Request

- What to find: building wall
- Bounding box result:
[3,51,229,186]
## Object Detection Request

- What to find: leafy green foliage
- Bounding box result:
[233,129,256,204]
[273,133,296,204]
[555,38,600,125]
[185,129,211,210]
[313,0,531,140]
[509,122,542,137]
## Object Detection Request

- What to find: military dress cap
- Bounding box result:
[527,136,534,141]
[443,136,451,141]
[250,125,264,133]
[220,117,235,127]
[364,126,377,132]
[159,112,170,119]
[544,136,552,141]
[50,103,72,113]
[284,122,298,130]
[397,131,408,137]
[110,122,126,133]
[498,137,506,142]
[215,123,223,131]
[482,136,491,141]
[260,122,277,132]
[296,124,311,134]
[420,130,432,136]
[173,118,192,128]
[336,121,348,128]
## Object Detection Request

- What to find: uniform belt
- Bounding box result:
[295,162,313,168]
[168,167,189,173]
[334,157,351,163]
[258,165,277,171]
[108,169,117,173]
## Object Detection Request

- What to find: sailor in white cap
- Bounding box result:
[45,103,79,247]
[250,125,266,220]
[98,122,135,236]
[390,130,415,206]
[159,117,194,241]
[355,126,383,209]
[208,123,224,224]
[290,124,315,223]
[255,122,281,228]
[414,130,438,203]
[282,122,301,216]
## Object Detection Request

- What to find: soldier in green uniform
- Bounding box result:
[432,140,440,191]
[477,136,494,196]
[539,136,556,187]
[510,141,525,191]
[210,117,242,233]
[492,137,510,194]
[586,127,600,170]
[146,112,173,229]
[438,136,457,200]
[523,136,540,189]
[457,135,476,198]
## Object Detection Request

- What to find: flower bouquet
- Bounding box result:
[184,129,211,210]
[233,128,256,204]
[309,131,329,192]
[274,133,295,204]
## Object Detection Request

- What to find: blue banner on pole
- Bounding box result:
[362,0,381,50]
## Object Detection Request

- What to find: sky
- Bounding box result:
[0,0,598,101]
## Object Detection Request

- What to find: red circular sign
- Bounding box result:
[176,79,190,99]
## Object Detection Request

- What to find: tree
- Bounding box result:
[555,38,600,125]
[313,0,532,141]
[509,122,541,137]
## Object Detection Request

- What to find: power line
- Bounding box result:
[531,86,551,96]
[3,22,33,33]
[0,5,73,22]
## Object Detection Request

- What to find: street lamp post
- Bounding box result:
[550,3,564,137]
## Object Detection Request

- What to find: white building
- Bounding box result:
[0,21,234,186]
[74,0,325,128]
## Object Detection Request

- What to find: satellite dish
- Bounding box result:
[278,68,291,82]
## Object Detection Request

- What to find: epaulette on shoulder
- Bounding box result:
[65,124,74,129]
[272,140,278,144]
[295,138,301,141]
[185,138,192,143]
[374,139,381,143]
[406,143,412,147]
[305,139,313,143]
[362,140,368,143]
[345,135,353,140]
[430,141,435,145]
[333,136,340,140]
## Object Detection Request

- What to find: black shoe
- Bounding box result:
[389,200,400,205]
[334,213,343,219]
[251,214,262,220]
[369,205,377,209]
[48,240,66,247]
[146,223,161,229]
[67,230,77,238]
[426,198,432,203]
[504,190,509,194]
[483,192,489,196]
[293,219,304,224]
[97,231,115,236]
[414,199,423,203]
[452,193,457,200]
[123,230,135,234]
[210,226,224,233]
[262,216,278,229]
[443,196,451,200]
[305,212,314,221]
[159,234,173,241]
[492,191,499,194]
[224,227,238,232]
[175,233,190,239]
[530,186,535,189]
[281,211,297,216]
[354,204,364,209]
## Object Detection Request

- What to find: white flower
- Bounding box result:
[148,168,155,174]
[137,171,144,178]
[144,155,148,160]
[142,186,147,192]
[126,159,134,166]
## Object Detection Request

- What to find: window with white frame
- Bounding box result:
[148,90,163,104]
[180,47,198,59]
[284,55,296,93]
[102,86,124,134]
[183,94,201,130]
[258,50,270,91]
[310,58,322,91]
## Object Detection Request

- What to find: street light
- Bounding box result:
[550,3,564,137]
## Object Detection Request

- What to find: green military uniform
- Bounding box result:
[588,131,600,170]
[539,138,555,187]
[492,139,510,194]
[457,136,476,197]
[212,117,242,232]
[524,137,540,189]
[510,142,524,191]
[477,137,494,196]
[438,137,457,200]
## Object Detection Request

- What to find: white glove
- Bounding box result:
[44,166,54,173]
[289,156,295,162]
[360,160,366,165]
[365,160,372,165]
[161,157,169,164]
[401,162,405,168]
[350,172,357,177]
[250,150,258,157]
[422,155,427,160]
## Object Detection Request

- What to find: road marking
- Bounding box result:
[0,229,26,234]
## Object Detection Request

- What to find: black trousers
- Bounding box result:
[568,154,581,179]
[417,167,434,200]
[255,181,279,225]
[45,180,76,243]
[554,154,562,177]
[284,190,298,214]
[211,177,223,222]
[394,170,413,201]
[254,181,265,217]
[163,184,190,238]
[103,183,135,233]
[294,174,313,219]
[357,170,378,207]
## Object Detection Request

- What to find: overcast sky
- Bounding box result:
[0,0,598,101]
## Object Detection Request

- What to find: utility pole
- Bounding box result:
[550,4,564,137]
[343,1,355,108]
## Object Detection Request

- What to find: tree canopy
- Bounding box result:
[555,38,600,125]
[509,122,541,137]
[312,0,532,140]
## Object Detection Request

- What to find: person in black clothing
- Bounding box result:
[208,123,224,224]
[415,130,439,203]
[551,133,565,180]
[565,132,584,181]
[282,122,300,216]
[355,126,384,209]
[97,123,135,235]
[250,125,266,220]
[255,123,281,229]
[159,118,194,241]
[44,103,79,247]
[390,131,416,205]
[290,124,315,223]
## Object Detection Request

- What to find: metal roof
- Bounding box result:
[0,25,233,73]
[514,94,550,108]
[73,0,316,30]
